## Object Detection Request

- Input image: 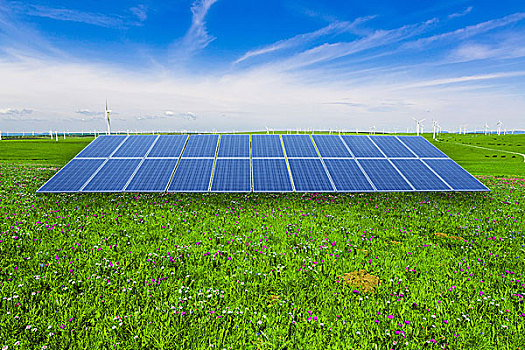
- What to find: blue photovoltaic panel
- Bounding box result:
[342,136,384,157]
[181,135,219,157]
[282,135,319,157]
[168,158,214,192]
[147,135,188,158]
[313,135,352,158]
[217,135,250,157]
[391,159,450,191]
[76,135,126,158]
[252,158,293,192]
[251,135,284,157]
[370,136,416,158]
[358,159,413,191]
[83,159,141,192]
[324,159,374,191]
[112,135,158,157]
[37,159,105,192]
[423,159,488,191]
[211,159,251,192]
[125,159,178,192]
[397,136,447,158]
[288,159,333,192]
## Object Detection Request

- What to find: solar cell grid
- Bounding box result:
[342,135,384,157]
[76,135,126,158]
[392,159,450,191]
[82,159,141,192]
[125,159,178,192]
[288,159,334,192]
[282,135,319,157]
[252,158,293,192]
[370,136,416,158]
[397,136,447,158]
[324,159,374,191]
[211,159,251,192]
[423,159,488,191]
[168,158,214,192]
[251,135,284,157]
[182,135,219,157]
[217,135,250,157]
[147,135,188,158]
[313,135,352,158]
[112,135,158,158]
[37,159,105,192]
[358,159,413,191]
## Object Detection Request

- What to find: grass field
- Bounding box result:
[1,134,524,349]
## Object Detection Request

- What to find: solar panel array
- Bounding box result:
[37,134,489,193]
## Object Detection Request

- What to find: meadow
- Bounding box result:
[0,134,524,349]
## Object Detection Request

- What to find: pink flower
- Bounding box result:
[387,315,393,319]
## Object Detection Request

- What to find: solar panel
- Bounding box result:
[358,159,413,191]
[37,159,105,192]
[124,159,178,192]
[396,136,447,158]
[251,135,284,157]
[147,135,188,158]
[82,159,141,192]
[211,159,251,192]
[217,135,250,157]
[391,159,450,191]
[342,135,384,157]
[423,159,488,191]
[324,159,374,191]
[370,136,416,158]
[38,134,487,193]
[182,135,219,157]
[168,158,214,192]
[287,159,334,192]
[76,135,126,158]
[313,135,352,158]
[252,158,293,192]
[282,135,319,157]
[112,135,158,158]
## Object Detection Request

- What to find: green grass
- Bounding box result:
[1,163,524,349]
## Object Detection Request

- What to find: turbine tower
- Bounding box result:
[105,100,112,135]
[432,120,438,140]
[484,123,489,135]
[497,120,503,136]
[413,118,425,136]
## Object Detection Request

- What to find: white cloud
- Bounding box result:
[130,5,148,22]
[76,109,101,116]
[448,6,473,19]
[173,0,219,59]
[0,107,33,115]
[234,16,375,64]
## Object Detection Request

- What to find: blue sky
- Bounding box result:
[0,0,524,132]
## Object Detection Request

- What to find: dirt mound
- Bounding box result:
[341,269,380,293]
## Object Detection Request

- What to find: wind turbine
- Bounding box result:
[432,120,438,140]
[497,120,503,135]
[105,100,111,135]
[413,118,425,136]
[484,123,489,135]
[0,130,2,141]
[370,126,376,135]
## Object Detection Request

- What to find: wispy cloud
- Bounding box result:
[174,0,219,59]
[448,6,473,19]
[234,16,375,64]
[6,2,147,29]
[398,71,525,89]
[165,111,197,120]
[404,12,525,49]
[76,109,101,116]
